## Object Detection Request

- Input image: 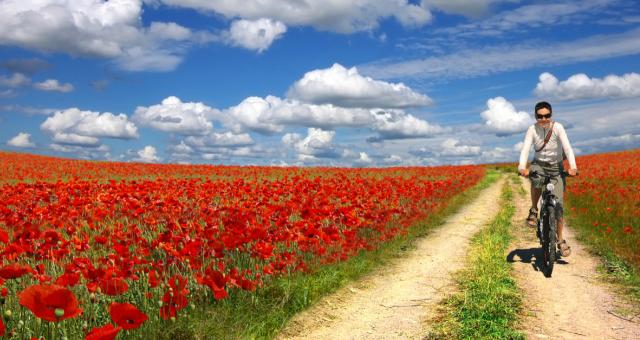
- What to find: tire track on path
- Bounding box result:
[278,177,505,339]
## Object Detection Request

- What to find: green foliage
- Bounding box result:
[566,213,640,304]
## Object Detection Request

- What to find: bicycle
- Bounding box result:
[522,170,575,277]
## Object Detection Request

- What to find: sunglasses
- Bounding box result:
[535,113,552,119]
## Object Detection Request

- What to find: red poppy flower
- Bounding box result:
[168,274,188,292]
[0,264,33,279]
[200,270,228,300]
[85,324,121,340]
[18,284,83,322]
[159,291,188,320]
[99,278,129,296]
[109,302,148,330]
[0,230,8,244]
[148,270,159,288]
[0,317,4,336]
[94,235,108,245]
[55,272,80,287]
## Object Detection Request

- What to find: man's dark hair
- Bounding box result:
[534,101,552,114]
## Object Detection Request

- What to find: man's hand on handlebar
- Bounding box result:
[517,168,578,177]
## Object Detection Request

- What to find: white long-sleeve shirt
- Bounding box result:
[518,121,577,171]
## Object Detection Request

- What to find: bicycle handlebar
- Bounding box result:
[517,170,578,178]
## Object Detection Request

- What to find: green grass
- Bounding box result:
[565,212,640,305]
[146,171,501,339]
[427,180,524,340]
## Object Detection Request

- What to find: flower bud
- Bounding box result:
[4,309,11,317]
[55,308,65,318]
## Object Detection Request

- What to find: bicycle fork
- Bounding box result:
[537,192,558,245]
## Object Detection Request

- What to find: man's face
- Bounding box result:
[535,107,552,127]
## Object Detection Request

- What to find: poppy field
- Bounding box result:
[0,151,484,338]
[565,148,640,269]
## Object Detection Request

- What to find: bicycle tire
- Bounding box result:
[543,205,557,277]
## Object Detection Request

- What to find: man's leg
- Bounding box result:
[531,185,541,210]
[557,217,564,241]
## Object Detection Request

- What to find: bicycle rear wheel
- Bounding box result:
[543,205,557,277]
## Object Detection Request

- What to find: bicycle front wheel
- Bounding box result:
[543,205,557,277]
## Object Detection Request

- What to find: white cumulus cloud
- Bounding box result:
[409,138,480,158]
[0,73,30,88]
[34,79,74,93]
[224,95,443,141]
[51,133,100,146]
[157,0,432,33]
[184,132,254,148]
[225,18,287,52]
[223,96,372,134]
[480,146,513,163]
[370,109,448,140]
[134,145,161,163]
[50,143,110,159]
[283,128,341,160]
[287,63,432,108]
[0,0,211,72]
[7,132,35,148]
[133,96,218,135]
[480,97,532,135]
[41,108,138,145]
[534,72,640,101]
[440,138,481,156]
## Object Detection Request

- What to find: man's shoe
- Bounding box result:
[526,208,538,228]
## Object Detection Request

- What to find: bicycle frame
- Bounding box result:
[533,172,560,243]
[529,170,567,277]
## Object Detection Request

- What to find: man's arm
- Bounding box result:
[518,126,534,173]
[557,124,577,171]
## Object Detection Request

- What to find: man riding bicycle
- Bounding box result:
[518,101,578,257]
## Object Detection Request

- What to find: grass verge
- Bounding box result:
[151,171,501,339]
[565,213,640,305]
[427,180,524,339]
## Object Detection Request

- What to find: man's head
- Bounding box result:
[534,101,552,126]
[535,101,552,114]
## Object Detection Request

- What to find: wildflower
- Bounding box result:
[0,264,33,280]
[109,302,148,330]
[18,284,82,322]
[85,324,121,340]
[98,278,128,296]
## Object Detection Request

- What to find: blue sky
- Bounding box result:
[1,0,639,166]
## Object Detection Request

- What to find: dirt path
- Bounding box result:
[509,176,640,339]
[278,177,505,339]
